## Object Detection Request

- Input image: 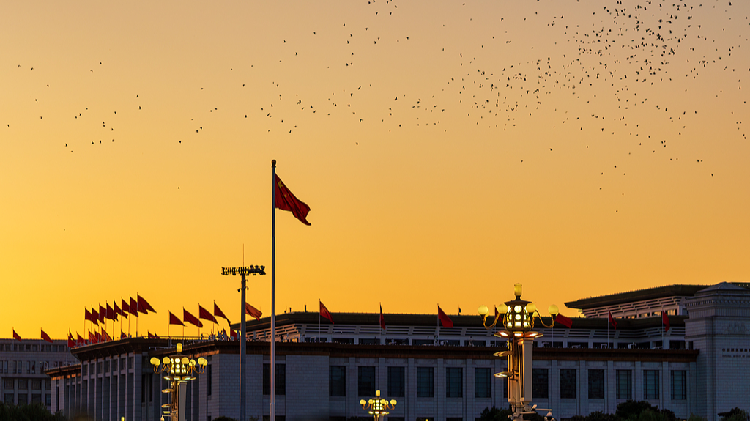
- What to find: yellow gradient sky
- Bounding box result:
[1,1,749,339]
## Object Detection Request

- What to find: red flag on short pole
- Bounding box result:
[129,298,139,317]
[214,302,230,323]
[608,311,618,330]
[68,333,75,348]
[662,311,670,332]
[274,174,312,225]
[245,303,262,320]
[41,329,53,344]
[12,329,21,341]
[183,308,203,328]
[89,331,96,344]
[555,313,573,328]
[77,333,85,346]
[199,305,219,324]
[379,304,386,330]
[319,301,334,324]
[169,312,185,326]
[437,306,453,328]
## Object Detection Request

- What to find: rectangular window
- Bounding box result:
[475,368,492,398]
[17,394,28,405]
[263,363,286,396]
[31,379,42,390]
[616,370,632,400]
[82,364,88,376]
[560,369,576,399]
[671,370,686,400]
[387,367,405,398]
[358,366,376,397]
[4,393,14,404]
[18,379,28,390]
[446,368,463,398]
[329,366,347,397]
[31,393,42,404]
[588,369,605,400]
[4,379,13,389]
[45,393,51,407]
[417,367,434,398]
[643,370,659,400]
[25,361,30,374]
[532,368,549,399]
[207,364,212,396]
[104,360,109,373]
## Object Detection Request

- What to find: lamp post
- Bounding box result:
[222,265,266,421]
[478,284,556,421]
[149,343,207,421]
[359,390,396,421]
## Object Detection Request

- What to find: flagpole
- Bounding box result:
[271,159,277,422]
[436,304,439,346]
[318,299,321,342]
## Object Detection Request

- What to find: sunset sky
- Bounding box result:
[2,1,749,339]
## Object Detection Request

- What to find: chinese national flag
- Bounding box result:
[245,303,262,320]
[99,305,106,323]
[91,308,99,323]
[199,305,218,324]
[67,333,75,348]
[275,174,311,226]
[41,329,53,344]
[114,301,123,318]
[230,329,238,341]
[85,309,93,323]
[379,304,386,330]
[169,311,184,326]
[662,311,670,332]
[183,308,203,328]
[608,311,618,330]
[130,298,139,317]
[107,303,117,321]
[77,333,85,346]
[89,331,96,344]
[437,306,453,328]
[122,299,130,316]
[12,329,21,341]
[214,302,229,323]
[555,313,573,328]
[319,301,334,324]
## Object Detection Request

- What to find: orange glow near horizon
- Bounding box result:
[1,1,749,339]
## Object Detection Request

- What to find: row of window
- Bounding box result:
[0,360,61,374]
[0,343,68,352]
[1,392,52,406]
[531,369,687,401]
[82,357,134,376]
[2,378,51,391]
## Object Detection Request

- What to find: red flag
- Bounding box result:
[99,305,106,323]
[67,333,75,348]
[77,333,85,346]
[91,308,99,323]
[275,174,312,226]
[214,302,229,323]
[41,329,53,344]
[245,303,262,320]
[89,331,96,344]
[183,308,203,328]
[555,313,573,328]
[437,306,453,328]
[122,299,130,316]
[169,311,184,326]
[107,303,117,321]
[85,309,92,323]
[230,329,238,341]
[608,311,618,330]
[319,300,334,324]
[114,301,123,317]
[147,331,153,338]
[12,329,21,341]
[130,297,139,317]
[138,295,156,314]
[199,304,218,324]
[662,311,670,332]
[379,304,386,330]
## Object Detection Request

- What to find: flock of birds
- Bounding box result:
[6,0,748,207]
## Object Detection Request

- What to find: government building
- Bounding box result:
[45,281,750,420]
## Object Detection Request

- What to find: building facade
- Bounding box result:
[46,282,750,420]
[0,338,76,412]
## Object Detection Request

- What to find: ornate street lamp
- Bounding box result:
[478,284,556,421]
[359,390,396,421]
[149,343,207,421]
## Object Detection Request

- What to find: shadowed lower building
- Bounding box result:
[46,281,749,420]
